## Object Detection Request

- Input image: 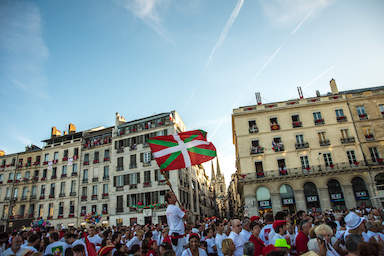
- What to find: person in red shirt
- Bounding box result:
[249,222,265,256]
[295,219,312,255]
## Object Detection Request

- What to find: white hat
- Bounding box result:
[345,212,364,230]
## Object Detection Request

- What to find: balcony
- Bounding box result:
[82,179,88,184]
[143,182,151,188]
[51,175,57,180]
[250,146,264,155]
[143,162,151,167]
[30,195,37,200]
[68,214,75,218]
[92,177,99,182]
[49,194,55,199]
[319,140,330,146]
[130,145,137,151]
[129,184,137,189]
[70,192,77,196]
[314,118,325,125]
[102,210,108,215]
[272,144,284,152]
[81,196,87,201]
[92,195,98,200]
[41,177,46,181]
[61,173,67,178]
[33,177,39,182]
[270,124,280,131]
[39,195,45,200]
[116,166,124,171]
[33,161,40,166]
[337,116,347,122]
[58,215,64,219]
[102,193,109,199]
[249,126,259,133]
[23,178,30,183]
[295,142,309,149]
[117,148,124,154]
[158,180,166,185]
[80,212,86,217]
[116,208,124,213]
[21,196,27,201]
[365,134,375,141]
[93,159,99,164]
[52,159,58,164]
[83,161,89,165]
[129,164,137,169]
[256,172,265,178]
[47,216,53,220]
[292,121,302,128]
[59,193,65,197]
[116,186,124,191]
[43,161,48,165]
[359,113,368,120]
[341,137,355,144]
[7,180,13,184]
[103,176,110,181]
[71,172,78,177]
[73,155,78,160]
[104,157,110,162]
[279,168,288,176]
[62,157,68,161]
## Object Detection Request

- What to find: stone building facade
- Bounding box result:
[0,111,216,230]
[232,80,384,216]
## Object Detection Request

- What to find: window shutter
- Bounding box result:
[151,153,154,160]
[164,129,168,136]
[154,170,158,181]
[140,153,144,163]
[124,174,129,185]
[113,176,117,187]
[137,173,140,183]
[127,195,130,207]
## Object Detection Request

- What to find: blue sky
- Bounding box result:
[1,0,384,184]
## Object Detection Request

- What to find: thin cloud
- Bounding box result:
[303,65,335,89]
[206,0,245,68]
[116,0,174,44]
[0,1,49,99]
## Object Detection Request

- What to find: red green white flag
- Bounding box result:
[148,130,217,171]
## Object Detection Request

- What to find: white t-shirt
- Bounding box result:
[181,248,208,256]
[126,236,142,250]
[228,231,244,256]
[2,247,28,256]
[21,244,38,253]
[206,237,216,254]
[215,233,227,256]
[259,224,273,245]
[239,229,251,242]
[88,234,102,246]
[166,204,185,234]
[45,240,69,256]
[70,239,88,256]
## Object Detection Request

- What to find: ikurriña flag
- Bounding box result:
[148,130,216,171]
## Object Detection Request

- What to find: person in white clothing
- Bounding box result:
[181,233,207,256]
[2,235,26,256]
[204,229,217,255]
[259,213,274,245]
[126,230,144,250]
[215,220,227,256]
[166,191,188,256]
[228,219,245,256]
[270,220,288,247]
[21,234,40,253]
[45,232,69,256]
[65,233,88,256]
[87,226,102,247]
[239,219,252,242]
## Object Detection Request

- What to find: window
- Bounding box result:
[29,204,35,216]
[341,129,349,138]
[92,185,98,195]
[270,117,278,125]
[8,173,14,181]
[84,153,89,162]
[129,173,140,185]
[323,153,333,166]
[48,203,54,217]
[117,196,124,211]
[40,185,45,196]
[34,170,39,178]
[255,162,263,173]
[335,109,344,117]
[292,115,300,122]
[60,182,65,194]
[52,167,57,177]
[143,152,151,163]
[347,150,357,165]
[272,137,284,151]
[63,150,68,158]
[94,151,99,161]
[277,159,287,172]
[251,140,259,147]
[102,204,108,213]
[59,202,64,215]
[22,187,28,199]
[54,152,59,160]
[103,184,108,194]
[369,147,380,162]
[318,132,327,143]
[19,205,25,216]
[44,153,49,162]
[92,205,97,214]
[144,171,151,183]
[69,201,74,214]
[379,104,384,115]
[43,169,47,178]
[74,148,79,157]
[356,106,366,115]
[70,180,76,193]
[50,184,55,196]
[31,186,37,197]
[72,163,78,174]
[300,156,310,169]
[36,156,41,163]
[25,171,30,179]
[62,165,67,176]
[6,188,11,198]
[83,169,88,181]
[248,120,258,133]
[16,173,21,181]
[296,135,304,144]
[0,174,2,183]
[116,175,124,187]
[313,112,322,120]
[103,166,109,179]
[81,206,86,215]
[130,155,137,168]
[104,149,110,159]
[38,205,44,218]
[117,157,124,169]
[363,127,374,139]
[82,187,87,196]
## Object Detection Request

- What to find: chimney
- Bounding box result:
[297,86,303,99]
[68,123,76,134]
[255,92,262,105]
[316,90,321,97]
[115,112,126,127]
[51,126,62,138]
[330,78,339,94]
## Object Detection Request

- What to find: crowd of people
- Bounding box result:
[1,192,384,256]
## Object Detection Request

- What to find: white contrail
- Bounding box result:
[205,0,245,68]
[304,65,335,88]
[291,8,315,35]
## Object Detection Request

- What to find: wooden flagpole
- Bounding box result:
[161,170,183,208]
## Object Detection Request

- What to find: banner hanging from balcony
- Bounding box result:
[148,130,216,171]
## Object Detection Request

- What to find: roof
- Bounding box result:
[118,111,173,128]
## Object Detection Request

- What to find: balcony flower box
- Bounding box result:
[314,119,324,125]
[73,155,78,160]
[102,210,108,215]
[33,161,40,166]
[43,161,48,165]
[378,158,383,163]
[62,157,68,161]
[158,121,163,125]
[61,174,67,178]
[93,159,99,164]
[292,121,302,128]
[83,161,89,165]
[103,157,110,162]
[329,164,335,168]
[49,194,55,198]
[47,216,53,220]
[53,159,58,164]
[256,172,264,178]
[15,180,20,183]
[80,213,85,216]
[279,168,288,176]
[92,195,98,200]
[17,164,23,168]
[23,178,29,182]
[119,130,125,136]
[353,161,359,166]
[58,215,63,219]
[251,146,264,155]
[102,193,109,199]
[69,214,75,218]
[7,180,13,183]
[337,116,346,122]
[270,124,280,130]
[0,165,5,168]
[6,164,10,167]
[51,175,57,180]
[81,196,87,201]
[359,113,368,119]
[41,177,46,181]
[311,98,318,102]
[26,163,32,167]
[28,214,34,218]
[71,172,78,177]
[143,182,151,187]
[365,134,374,140]
[40,195,45,199]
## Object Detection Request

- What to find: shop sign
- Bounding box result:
[331,194,342,200]
[307,196,317,202]
[258,200,271,208]
[283,198,294,205]
[355,191,368,199]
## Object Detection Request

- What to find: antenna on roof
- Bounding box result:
[255,92,262,105]
[297,86,303,99]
